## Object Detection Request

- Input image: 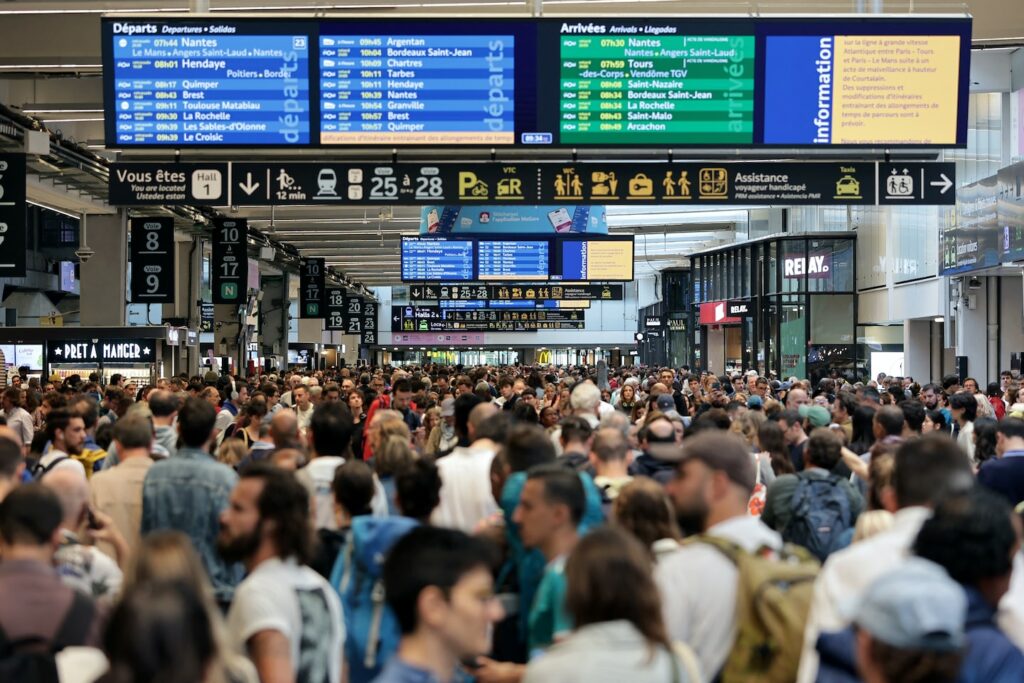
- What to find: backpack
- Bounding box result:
[336,516,418,683]
[0,590,94,683]
[687,535,818,683]
[782,474,853,562]
[30,456,69,481]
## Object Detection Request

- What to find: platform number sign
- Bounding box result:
[130,217,175,303]
[300,258,325,319]
[212,218,248,304]
[360,301,377,345]
[0,154,26,277]
[345,295,362,335]
[325,289,347,330]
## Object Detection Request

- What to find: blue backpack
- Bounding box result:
[782,474,853,562]
[332,516,418,683]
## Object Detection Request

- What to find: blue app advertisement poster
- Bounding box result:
[419,205,607,235]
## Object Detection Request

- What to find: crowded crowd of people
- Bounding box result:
[1,361,1023,683]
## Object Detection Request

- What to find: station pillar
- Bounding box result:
[79,212,127,326]
[260,273,290,370]
[162,233,202,377]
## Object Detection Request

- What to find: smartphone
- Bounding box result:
[426,208,440,233]
[87,508,101,530]
[547,208,572,233]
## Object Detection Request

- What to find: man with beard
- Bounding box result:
[36,408,87,479]
[219,463,344,683]
[654,431,783,679]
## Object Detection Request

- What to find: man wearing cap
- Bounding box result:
[655,431,784,679]
[628,415,680,485]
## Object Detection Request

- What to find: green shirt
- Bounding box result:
[528,555,572,658]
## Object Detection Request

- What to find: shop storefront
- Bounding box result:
[0,328,169,385]
[692,234,859,383]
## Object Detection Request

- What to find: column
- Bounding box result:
[162,235,202,377]
[955,278,988,382]
[259,274,290,366]
[903,319,932,383]
[80,212,127,326]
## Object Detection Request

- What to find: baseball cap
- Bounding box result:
[799,404,831,428]
[747,395,763,409]
[655,394,676,412]
[852,558,966,651]
[675,431,756,493]
[440,397,455,417]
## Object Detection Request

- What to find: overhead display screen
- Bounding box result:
[103,16,970,148]
[401,235,632,282]
[106,21,310,145]
[478,240,549,280]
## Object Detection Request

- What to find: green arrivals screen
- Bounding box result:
[559,34,755,145]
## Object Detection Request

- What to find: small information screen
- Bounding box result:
[319,34,515,145]
[478,240,549,280]
[108,22,310,145]
[401,238,474,282]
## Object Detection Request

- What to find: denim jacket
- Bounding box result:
[141,446,242,603]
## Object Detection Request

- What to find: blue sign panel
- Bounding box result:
[319,34,515,145]
[478,240,549,280]
[400,237,474,282]
[106,21,310,145]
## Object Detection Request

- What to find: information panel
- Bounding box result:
[103,17,970,149]
[401,237,474,282]
[558,239,634,281]
[478,240,549,280]
[129,216,175,303]
[106,21,310,145]
[326,288,346,330]
[211,217,248,304]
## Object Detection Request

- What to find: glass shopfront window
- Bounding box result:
[779,296,806,379]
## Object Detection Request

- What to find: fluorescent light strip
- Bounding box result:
[22,108,103,114]
[27,200,80,220]
[40,117,104,123]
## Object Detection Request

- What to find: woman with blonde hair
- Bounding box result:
[375,434,416,516]
[122,531,257,683]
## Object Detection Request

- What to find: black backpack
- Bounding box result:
[782,474,853,562]
[0,590,95,683]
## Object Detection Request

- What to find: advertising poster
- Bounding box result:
[420,205,607,235]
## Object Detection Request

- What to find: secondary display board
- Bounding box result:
[102,16,971,148]
[392,305,586,332]
[408,283,623,301]
[0,154,27,278]
[109,160,956,207]
[129,216,175,303]
[400,235,634,283]
[211,217,248,304]
[299,257,325,318]
[325,288,347,330]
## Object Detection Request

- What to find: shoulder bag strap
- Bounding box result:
[52,591,94,651]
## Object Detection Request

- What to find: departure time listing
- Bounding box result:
[319,35,515,145]
[559,25,754,144]
[111,24,310,145]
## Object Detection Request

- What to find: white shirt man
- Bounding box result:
[432,403,500,532]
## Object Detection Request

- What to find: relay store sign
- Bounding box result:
[727,300,755,318]
[47,339,157,364]
[783,253,832,279]
[699,301,742,325]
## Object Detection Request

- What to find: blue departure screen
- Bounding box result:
[401,238,474,282]
[478,241,549,280]
[109,23,310,145]
[319,34,515,145]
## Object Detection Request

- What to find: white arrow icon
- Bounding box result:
[238,173,260,196]
[929,173,953,194]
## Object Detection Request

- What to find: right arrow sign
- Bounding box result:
[878,162,956,206]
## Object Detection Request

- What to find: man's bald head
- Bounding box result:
[271,408,299,448]
[468,402,498,441]
[41,468,89,528]
[645,417,675,441]
[649,382,669,397]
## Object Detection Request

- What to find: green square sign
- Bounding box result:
[306,303,320,316]
[220,282,238,300]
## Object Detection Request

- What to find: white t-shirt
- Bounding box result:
[655,515,782,679]
[227,556,344,683]
[296,404,315,434]
[37,449,87,479]
[431,444,498,532]
[297,456,346,530]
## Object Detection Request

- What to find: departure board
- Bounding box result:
[109,23,310,145]
[103,17,970,149]
[478,241,549,280]
[559,34,755,145]
[319,34,515,145]
[401,238,474,282]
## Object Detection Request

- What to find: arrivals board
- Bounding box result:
[103,16,971,149]
[400,235,634,283]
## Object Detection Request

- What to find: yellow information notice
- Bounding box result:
[585,241,633,281]
[831,35,960,145]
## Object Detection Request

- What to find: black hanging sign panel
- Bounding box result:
[130,217,175,303]
[299,257,325,318]
[325,288,347,331]
[211,218,248,304]
[0,154,27,278]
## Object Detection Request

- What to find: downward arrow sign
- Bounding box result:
[239,173,260,196]
[929,173,953,194]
